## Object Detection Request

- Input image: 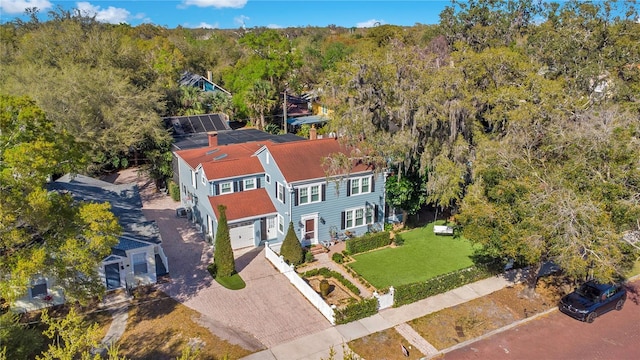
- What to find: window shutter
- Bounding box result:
[239,181,244,191]
[275,182,278,197]
[294,188,299,206]
[283,188,286,204]
[346,180,351,196]
[257,178,261,188]
[371,176,375,192]
[215,184,220,195]
[321,184,326,201]
[341,211,346,230]
[374,204,379,222]
[234,181,239,192]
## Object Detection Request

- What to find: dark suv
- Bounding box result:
[559,281,626,323]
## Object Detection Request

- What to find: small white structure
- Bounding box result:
[433,225,454,236]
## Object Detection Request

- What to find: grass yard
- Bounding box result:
[348,222,477,288]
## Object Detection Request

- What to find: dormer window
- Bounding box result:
[244,178,256,190]
[220,182,233,194]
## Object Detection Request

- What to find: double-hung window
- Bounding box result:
[277,183,285,203]
[277,214,284,233]
[298,184,321,205]
[220,182,232,194]
[244,178,256,190]
[351,178,360,195]
[344,207,373,229]
[349,176,372,196]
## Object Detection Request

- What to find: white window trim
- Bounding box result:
[132,252,148,275]
[350,175,372,196]
[298,184,322,205]
[277,182,285,203]
[345,206,373,229]
[244,178,256,190]
[220,181,233,194]
[277,214,285,234]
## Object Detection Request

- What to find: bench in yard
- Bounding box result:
[433,225,454,236]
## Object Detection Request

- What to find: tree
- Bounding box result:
[37,308,102,360]
[385,173,427,222]
[0,95,121,304]
[245,80,275,130]
[281,222,303,266]
[0,311,43,360]
[213,205,235,278]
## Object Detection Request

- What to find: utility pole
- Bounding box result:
[283,89,287,134]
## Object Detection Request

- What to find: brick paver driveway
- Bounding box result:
[116,170,331,350]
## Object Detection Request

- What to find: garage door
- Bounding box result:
[229,223,255,249]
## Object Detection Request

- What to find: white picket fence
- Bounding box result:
[264,242,336,325]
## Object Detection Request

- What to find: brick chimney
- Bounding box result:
[309,125,317,140]
[208,132,218,147]
[207,70,213,82]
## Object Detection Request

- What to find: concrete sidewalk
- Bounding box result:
[242,269,529,360]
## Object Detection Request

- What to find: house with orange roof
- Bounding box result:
[174,133,386,249]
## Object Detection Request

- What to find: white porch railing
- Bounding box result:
[265,242,336,325]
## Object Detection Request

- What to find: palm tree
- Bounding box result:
[246,80,275,130]
[179,86,205,115]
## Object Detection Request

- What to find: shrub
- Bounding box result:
[168,181,180,201]
[213,205,235,277]
[393,266,492,307]
[206,263,217,278]
[281,222,304,265]
[319,279,331,297]
[393,233,405,246]
[304,251,315,263]
[301,267,360,295]
[332,252,345,264]
[345,231,391,254]
[334,298,378,324]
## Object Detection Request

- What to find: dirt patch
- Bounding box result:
[409,283,556,350]
[117,289,253,360]
[306,276,361,307]
[349,328,424,360]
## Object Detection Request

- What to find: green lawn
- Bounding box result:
[215,273,246,290]
[348,222,477,288]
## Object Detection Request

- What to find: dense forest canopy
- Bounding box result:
[0,0,638,289]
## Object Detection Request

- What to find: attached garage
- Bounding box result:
[229,221,256,249]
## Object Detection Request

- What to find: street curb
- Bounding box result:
[427,307,558,359]
[427,275,640,359]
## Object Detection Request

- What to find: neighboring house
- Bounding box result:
[12,175,169,312]
[179,70,231,95]
[175,135,386,250]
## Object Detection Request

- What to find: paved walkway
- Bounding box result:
[299,248,373,298]
[112,169,331,350]
[242,269,530,360]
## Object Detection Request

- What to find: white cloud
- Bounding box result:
[183,0,247,9]
[0,0,52,14]
[76,2,130,24]
[186,22,219,29]
[234,14,249,27]
[356,19,385,28]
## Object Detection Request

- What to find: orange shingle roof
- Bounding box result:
[175,142,263,173]
[209,189,276,221]
[265,138,374,182]
[202,157,263,180]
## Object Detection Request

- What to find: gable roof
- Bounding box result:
[210,189,276,222]
[179,71,231,95]
[49,174,162,252]
[176,142,264,171]
[265,138,374,182]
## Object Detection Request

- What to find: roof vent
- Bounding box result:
[213,153,228,161]
[206,148,220,155]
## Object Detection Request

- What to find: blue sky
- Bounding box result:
[0,0,451,29]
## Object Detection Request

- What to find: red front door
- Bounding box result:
[304,219,315,241]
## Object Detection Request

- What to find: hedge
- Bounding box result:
[301,267,360,295]
[168,181,180,201]
[393,266,492,307]
[334,298,378,324]
[345,231,391,255]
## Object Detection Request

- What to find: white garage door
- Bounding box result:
[229,222,255,249]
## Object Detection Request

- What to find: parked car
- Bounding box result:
[559,281,626,323]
